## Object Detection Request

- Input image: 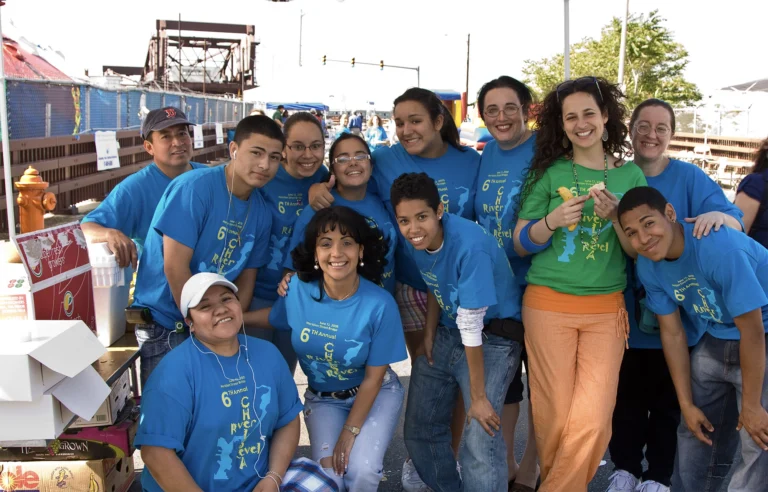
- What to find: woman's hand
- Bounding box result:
[251,477,280,492]
[684,211,726,239]
[591,189,620,222]
[547,194,588,229]
[309,176,336,211]
[467,396,501,437]
[277,272,296,297]
[332,429,356,476]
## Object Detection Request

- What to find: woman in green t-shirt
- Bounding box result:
[512,77,646,492]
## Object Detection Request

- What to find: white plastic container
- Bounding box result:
[87,243,132,347]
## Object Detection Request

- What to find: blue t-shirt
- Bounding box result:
[737,169,768,248]
[133,165,271,330]
[135,335,302,492]
[81,162,205,253]
[284,193,397,294]
[371,144,481,290]
[627,159,745,348]
[269,277,408,392]
[638,223,768,341]
[349,114,363,130]
[254,165,328,301]
[474,136,535,286]
[365,127,389,149]
[405,213,522,329]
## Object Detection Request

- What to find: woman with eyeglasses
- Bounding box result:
[285,133,397,294]
[247,112,328,374]
[606,99,744,492]
[474,75,540,492]
[512,77,646,492]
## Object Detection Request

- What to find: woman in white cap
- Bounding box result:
[135,272,338,492]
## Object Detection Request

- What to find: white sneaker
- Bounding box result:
[606,470,639,492]
[635,481,670,492]
[401,459,431,492]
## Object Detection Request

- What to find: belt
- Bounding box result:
[483,318,525,342]
[308,385,361,400]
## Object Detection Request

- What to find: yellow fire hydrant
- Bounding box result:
[14,165,57,233]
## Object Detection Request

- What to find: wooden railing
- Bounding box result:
[668,132,761,165]
[1,123,235,233]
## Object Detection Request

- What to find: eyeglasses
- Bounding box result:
[634,122,671,137]
[556,76,604,103]
[484,104,520,119]
[334,154,371,165]
[287,143,324,153]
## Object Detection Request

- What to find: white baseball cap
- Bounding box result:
[180,272,238,319]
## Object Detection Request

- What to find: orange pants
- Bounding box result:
[523,286,628,492]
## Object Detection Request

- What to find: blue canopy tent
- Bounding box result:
[432,90,462,101]
[266,102,329,111]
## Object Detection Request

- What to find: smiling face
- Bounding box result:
[621,203,677,261]
[144,124,193,169]
[393,101,443,156]
[230,133,284,189]
[187,285,243,344]
[395,198,444,251]
[315,225,363,283]
[631,105,673,163]
[285,121,325,178]
[483,87,528,148]
[561,91,608,152]
[331,138,372,190]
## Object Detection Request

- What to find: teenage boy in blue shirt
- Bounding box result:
[392,172,524,492]
[132,115,285,386]
[81,107,205,268]
[618,186,768,492]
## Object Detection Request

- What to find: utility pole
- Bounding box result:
[465,34,470,98]
[617,0,629,89]
[563,0,570,80]
[178,14,182,90]
[299,9,305,67]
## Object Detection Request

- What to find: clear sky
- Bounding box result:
[2,0,765,109]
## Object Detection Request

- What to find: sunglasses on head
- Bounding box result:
[556,76,604,104]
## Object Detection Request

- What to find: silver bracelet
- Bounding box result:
[266,470,283,484]
[266,473,280,491]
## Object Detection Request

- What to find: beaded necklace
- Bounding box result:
[570,154,608,255]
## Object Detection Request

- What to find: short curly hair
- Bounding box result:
[291,206,389,300]
[390,172,440,213]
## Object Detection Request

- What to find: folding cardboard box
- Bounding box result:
[0,455,134,492]
[69,370,131,429]
[0,320,107,402]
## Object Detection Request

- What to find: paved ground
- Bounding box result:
[130,357,623,491]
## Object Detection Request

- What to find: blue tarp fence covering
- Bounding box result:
[5,79,255,140]
[266,102,329,112]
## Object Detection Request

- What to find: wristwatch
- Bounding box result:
[343,424,361,436]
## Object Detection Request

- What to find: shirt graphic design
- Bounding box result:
[476,171,522,248]
[671,275,723,324]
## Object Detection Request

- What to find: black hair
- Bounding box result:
[393,88,464,151]
[477,76,534,121]
[234,115,286,147]
[390,172,440,212]
[629,98,676,135]
[327,133,372,180]
[520,77,630,211]
[277,105,285,110]
[283,112,324,141]
[617,186,669,226]
[291,206,389,300]
[752,137,768,174]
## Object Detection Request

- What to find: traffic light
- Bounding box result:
[322,55,326,65]
[380,60,384,70]
[351,57,355,68]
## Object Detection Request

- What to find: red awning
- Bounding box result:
[3,37,70,81]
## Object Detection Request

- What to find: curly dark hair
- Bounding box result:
[290,206,389,300]
[390,172,440,212]
[519,77,630,210]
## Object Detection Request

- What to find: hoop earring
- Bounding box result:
[562,135,570,149]
[601,128,609,142]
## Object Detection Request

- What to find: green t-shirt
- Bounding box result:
[518,158,647,295]
[272,110,283,121]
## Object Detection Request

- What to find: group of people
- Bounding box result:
[79,75,768,492]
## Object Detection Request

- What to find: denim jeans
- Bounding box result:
[135,322,189,389]
[672,333,768,492]
[303,368,404,492]
[404,326,522,492]
[246,296,298,375]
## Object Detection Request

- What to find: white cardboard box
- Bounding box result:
[0,320,107,402]
[69,368,131,428]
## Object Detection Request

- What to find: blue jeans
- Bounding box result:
[404,326,522,492]
[135,322,189,388]
[303,368,404,492]
[672,333,768,492]
[246,296,298,375]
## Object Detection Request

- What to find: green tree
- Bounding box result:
[522,10,702,108]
